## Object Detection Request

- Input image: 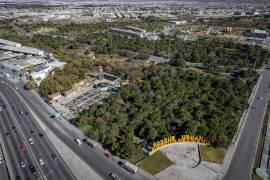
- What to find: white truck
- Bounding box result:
[119,160,138,174]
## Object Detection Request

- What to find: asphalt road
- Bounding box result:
[224,66,270,180]
[0,82,76,180]
[1,78,149,180]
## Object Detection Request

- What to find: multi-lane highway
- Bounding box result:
[0,81,76,180]
[224,65,270,180]
[0,78,149,180]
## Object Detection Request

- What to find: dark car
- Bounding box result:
[51,153,57,160]
[109,173,121,180]
[29,164,36,174]
[30,130,35,134]
[2,104,7,109]
[12,126,16,130]
[5,132,10,137]
[38,133,43,137]
[25,112,29,115]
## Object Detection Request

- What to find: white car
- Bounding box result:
[39,159,44,165]
[75,139,82,146]
[20,161,26,168]
[28,138,35,145]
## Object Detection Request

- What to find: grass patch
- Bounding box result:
[200,145,226,164]
[137,151,173,175]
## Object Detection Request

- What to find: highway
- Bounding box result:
[1,78,148,180]
[0,82,76,180]
[224,66,270,180]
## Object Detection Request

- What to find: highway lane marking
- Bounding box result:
[1,81,77,180]
[0,92,46,180]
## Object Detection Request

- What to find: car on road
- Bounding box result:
[258,96,263,100]
[0,107,2,112]
[5,132,10,137]
[12,126,16,130]
[74,139,82,145]
[25,111,29,115]
[2,104,7,109]
[20,161,26,168]
[28,138,34,145]
[29,164,36,174]
[19,110,23,115]
[39,133,43,137]
[51,153,57,160]
[104,152,112,158]
[109,173,121,180]
[20,144,26,151]
[39,158,44,165]
[30,130,35,134]
[0,155,3,164]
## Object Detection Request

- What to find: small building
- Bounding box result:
[245,29,269,39]
[48,92,61,101]
[30,71,47,81]
[170,20,187,25]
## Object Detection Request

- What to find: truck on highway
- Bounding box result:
[119,160,138,174]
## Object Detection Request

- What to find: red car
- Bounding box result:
[20,144,26,151]
[5,132,10,137]
[104,152,112,158]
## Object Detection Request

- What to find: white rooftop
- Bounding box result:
[252,29,268,34]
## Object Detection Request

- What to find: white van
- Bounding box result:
[75,139,82,145]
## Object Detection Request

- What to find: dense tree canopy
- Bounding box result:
[77,65,254,161]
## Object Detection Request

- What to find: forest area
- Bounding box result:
[76,65,255,162]
[1,18,269,161]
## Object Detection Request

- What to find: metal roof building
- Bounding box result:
[0,38,21,47]
[0,45,44,56]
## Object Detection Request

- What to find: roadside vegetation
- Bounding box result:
[137,151,173,175]
[200,145,226,164]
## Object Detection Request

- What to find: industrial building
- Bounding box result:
[0,38,21,47]
[245,29,269,39]
[125,26,146,34]
[0,45,44,56]
[109,28,145,38]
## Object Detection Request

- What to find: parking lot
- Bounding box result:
[65,89,111,112]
